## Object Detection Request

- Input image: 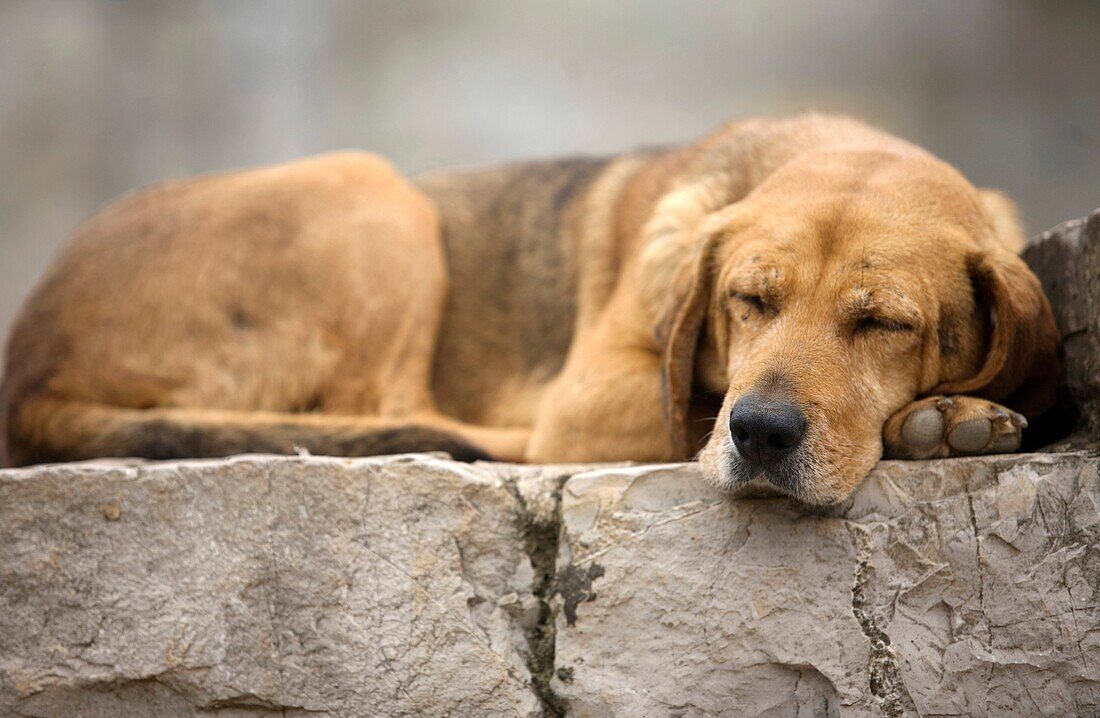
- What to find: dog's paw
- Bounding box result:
[883,395,1028,460]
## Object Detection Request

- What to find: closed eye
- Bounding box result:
[853,315,915,334]
[732,291,768,313]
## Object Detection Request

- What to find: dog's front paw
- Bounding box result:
[883,395,1027,460]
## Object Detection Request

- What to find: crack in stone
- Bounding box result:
[553,562,605,628]
[204,691,329,714]
[503,475,570,718]
[966,492,986,613]
[1064,574,1092,678]
[848,525,917,718]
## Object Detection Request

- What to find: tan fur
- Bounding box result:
[0,114,1060,503]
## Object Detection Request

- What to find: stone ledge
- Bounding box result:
[552,453,1100,717]
[2,451,1099,717]
[0,454,556,718]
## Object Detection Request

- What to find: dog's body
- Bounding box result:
[0,114,1060,503]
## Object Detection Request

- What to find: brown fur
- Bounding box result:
[0,114,1060,503]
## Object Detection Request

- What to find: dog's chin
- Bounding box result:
[700,442,855,506]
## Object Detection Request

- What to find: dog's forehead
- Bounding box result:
[729,224,962,273]
[722,222,969,310]
[735,208,959,254]
[734,194,974,266]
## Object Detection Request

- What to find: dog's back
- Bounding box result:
[416,157,611,425]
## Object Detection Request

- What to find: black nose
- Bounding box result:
[729,394,807,466]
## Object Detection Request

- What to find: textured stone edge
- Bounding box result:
[0,455,605,718]
[509,450,1100,716]
[548,450,1100,717]
[0,454,555,717]
[3,450,1099,717]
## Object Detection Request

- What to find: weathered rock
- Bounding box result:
[1024,209,1100,437]
[3,452,1099,717]
[551,454,1100,717]
[0,454,556,718]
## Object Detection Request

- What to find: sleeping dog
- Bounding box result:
[0,114,1060,504]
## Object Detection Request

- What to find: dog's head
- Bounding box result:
[646,148,1060,504]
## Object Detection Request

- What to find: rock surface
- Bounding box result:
[2,451,1099,717]
[0,455,563,718]
[1024,209,1100,437]
[552,454,1100,718]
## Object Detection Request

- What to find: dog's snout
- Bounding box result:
[729,394,807,466]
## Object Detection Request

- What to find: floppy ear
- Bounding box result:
[933,249,1061,417]
[656,233,719,459]
[635,177,731,460]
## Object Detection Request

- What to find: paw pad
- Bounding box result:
[946,418,992,452]
[899,407,944,452]
[891,395,1027,459]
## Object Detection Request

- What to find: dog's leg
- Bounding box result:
[5,398,532,467]
[882,395,1028,460]
[307,170,532,463]
[526,344,674,463]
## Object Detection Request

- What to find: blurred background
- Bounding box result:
[2,0,1099,353]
